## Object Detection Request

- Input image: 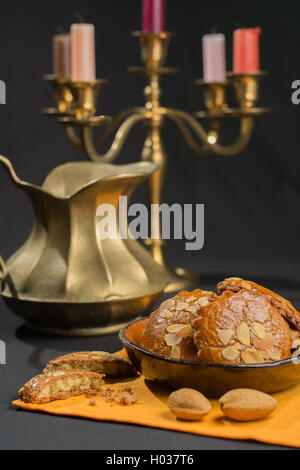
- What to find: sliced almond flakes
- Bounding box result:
[161,309,173,319]
[170,345,181,360]
[165,333,182,347]
[186,305,200,314]
[167,324,183,334]
[252,322,266,340]
[269,348,281,362]
[176,324,194,338]
[222,343,241,362]
[236,322,250,346]
[252,334,274,351]
[197,297,210,307]
[176,302,189,311]
[218,329,235,346]
[161,299,175,310]
[241,349,264,364]
[186,296,197,303]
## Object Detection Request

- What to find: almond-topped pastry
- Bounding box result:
[18,370,104,404]
[192,289,293,364]
[44,351,137,378]
[141,289,217,361]
[218,277,300,332]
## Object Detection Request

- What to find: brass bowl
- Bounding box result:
[120,319,300,398]
[3,292,163,337]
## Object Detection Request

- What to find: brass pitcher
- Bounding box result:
[0,156,169,336]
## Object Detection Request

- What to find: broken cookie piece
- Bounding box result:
[43,351,137,378]
[19,370,104,404]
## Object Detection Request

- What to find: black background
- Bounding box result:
[0,0,299,450]
[0,0,299,282]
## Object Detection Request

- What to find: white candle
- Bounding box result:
[53,33,71,78]
[71,24,96,82]
[202,34,226,83]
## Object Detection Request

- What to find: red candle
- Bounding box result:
[233,27,262,74]
[142,0,166,33]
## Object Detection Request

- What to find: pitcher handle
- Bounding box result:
[0,155,20,296]
[0,255,8,284]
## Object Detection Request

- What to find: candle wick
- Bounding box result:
[210,25,218,34]
[235,21,247,29]
[54,25,66,34]
[74,12,85,24]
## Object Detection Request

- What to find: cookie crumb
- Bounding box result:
[118,392,138,406]
[88,399,97,407]
[86,391,98,398]
[101,388,116,402]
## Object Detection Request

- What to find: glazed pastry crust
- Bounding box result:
[141,289,217,361]
[19,370,104,404]
[218,277,300,332]
[44,351,136,378]
[192,289,292,364]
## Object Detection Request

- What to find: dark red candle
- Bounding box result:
[142,0,166,33]
[233,27,262,74]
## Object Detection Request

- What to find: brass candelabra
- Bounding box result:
[43,31,271,293]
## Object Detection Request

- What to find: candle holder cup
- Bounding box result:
[43,75,74,116]
[43,31,271,292]
[133,31,174,68]
[68,80,107,120]
[228,71,267,109]
[195,80,228,111]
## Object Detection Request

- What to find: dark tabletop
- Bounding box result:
[0,277,299,451]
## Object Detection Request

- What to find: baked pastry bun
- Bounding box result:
[218,277,300,331]
[44,351,136,378]
[192,289,293,364]
[19,370,104,404]
[141,289,217,361]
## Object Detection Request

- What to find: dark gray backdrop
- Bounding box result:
[0,0,299,284]
[0,0,299,451]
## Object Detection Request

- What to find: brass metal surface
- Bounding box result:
[43,33,270,292]
[132,31,175,68]
[43,74,73,114]
[228,71,268,108]
[0,156,169,335]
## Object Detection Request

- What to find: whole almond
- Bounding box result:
[219,389,277,422]
[167,388,211,421]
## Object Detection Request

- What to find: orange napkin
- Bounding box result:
[12,352,300,448]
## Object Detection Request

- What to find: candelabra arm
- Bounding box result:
[162,108,254,157]
[64,124,84,149]
[95,107,145,147]
[81,110,147,163]
[164,111,210,155]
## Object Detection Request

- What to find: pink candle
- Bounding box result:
[202,34,226,83]
[71,24,96,82]
[233,28,262,74]
[53,33,71,78]
[142,0,166,33]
